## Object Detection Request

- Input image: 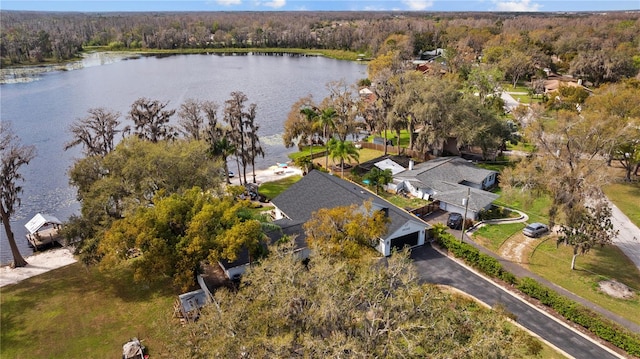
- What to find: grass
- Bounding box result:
[529,239,640,325]
[473,222,526,251]
[258,175,302,200]
[493,188,552,224]
[485,184,640,326]
[603,181,640,228]
[506,140,536,153]
[1,263,177,358]
[114,47,363,61]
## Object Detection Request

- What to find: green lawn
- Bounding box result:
[258,175,302,200]
[603,181,640,228]
[1,263,177,358]
[493,188,552,224]
[506,140,536,153]
[530,239,640,325]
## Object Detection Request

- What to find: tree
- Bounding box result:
[501,50,533,88]
[299,105,320,158]
[363,167,393,195]
[68,138,223,265]
[243,103,264,183]
[466,65,504,106]
[557,203,618,270]
[282,95,317,152]
[583,80,640,180]
[303,200,388,258]
[570,50,637,86]
[177,98,206,140]
[171,241,531,357]
[64,108,121,157]
[327,138,359,178]
[503,109,614,229]
[98,187,266,290]
[317,106,337,169]
[126,97,177,142]
[1,122,36,268]
[223,91,257,185]
[208,134,235,184]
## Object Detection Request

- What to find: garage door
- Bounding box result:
[391,232,419,251]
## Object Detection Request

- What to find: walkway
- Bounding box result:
[412,244,623,359]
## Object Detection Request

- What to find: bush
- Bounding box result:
[478,206,512,221]
[436,234,640,356]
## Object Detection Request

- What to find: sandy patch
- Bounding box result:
[598,279,636,299]
[0,247,77,287]
[500,234,538,264]
[228,165,303,186]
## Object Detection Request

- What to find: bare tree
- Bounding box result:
[177,98,205,140]
[126,97,176,142]
[64,108,121,157]
[1,122,36,268]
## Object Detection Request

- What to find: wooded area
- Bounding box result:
[2,11,639,87]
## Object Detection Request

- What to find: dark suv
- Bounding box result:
[447,213,463,230]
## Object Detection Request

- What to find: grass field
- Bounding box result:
[493,188,553,224]
[1,263,177,358]
[604,181,640,228]
[258,175,302,200]
[530,239,640,325]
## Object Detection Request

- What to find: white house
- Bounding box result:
[393,157,499,219]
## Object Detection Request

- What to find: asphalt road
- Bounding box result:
[411,244,622,359]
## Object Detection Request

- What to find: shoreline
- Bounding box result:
[0,164,303,287]
[0,247,77,287]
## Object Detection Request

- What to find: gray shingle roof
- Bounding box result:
[395,156,497,190]
[431,182,499,212]
[271,170,426,237]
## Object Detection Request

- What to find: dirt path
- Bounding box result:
[499,234,539,265]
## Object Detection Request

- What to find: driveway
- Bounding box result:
[609,199,640,270]
[411,245,623,359]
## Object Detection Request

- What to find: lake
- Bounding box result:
[0,52,366,265]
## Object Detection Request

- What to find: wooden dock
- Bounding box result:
[26,227,62,249]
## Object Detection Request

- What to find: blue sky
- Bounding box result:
[1,0,638,12]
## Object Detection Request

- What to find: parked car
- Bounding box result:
[447,213,463,230]
[523,222,549,237]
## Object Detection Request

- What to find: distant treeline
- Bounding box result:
[1,10,639,73]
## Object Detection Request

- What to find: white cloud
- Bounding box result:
[401,0,434,11]
[217,0,242,5]
[263,0,286,8]
[493,0,541,11]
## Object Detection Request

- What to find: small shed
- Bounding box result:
[24,213,63,248]
[174,289,208,323]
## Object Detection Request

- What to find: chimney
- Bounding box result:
[409,160,414,171]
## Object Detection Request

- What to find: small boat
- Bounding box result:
[25,213,63,249]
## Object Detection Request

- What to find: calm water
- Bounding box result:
[0,53,366,264]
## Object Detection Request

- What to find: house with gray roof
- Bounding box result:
[393,156,499,219]
[271,170,430,257]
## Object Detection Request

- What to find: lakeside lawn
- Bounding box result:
[1,262,177,358]
[258,175,302,200]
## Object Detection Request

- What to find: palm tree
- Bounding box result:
[327,138,359,178]
[209,133,236,184]
[363,167,393,194]
[318,107,337,169]
[300,106,319,160]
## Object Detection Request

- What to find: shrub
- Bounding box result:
[436,234,640,356]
